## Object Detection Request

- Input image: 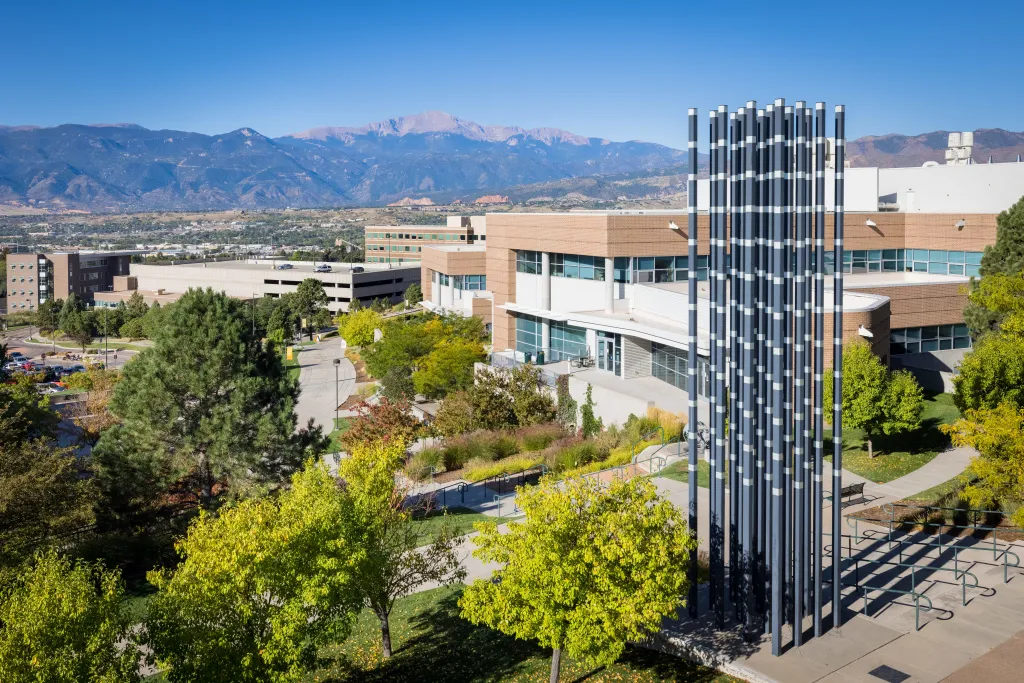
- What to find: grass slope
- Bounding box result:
[826,392,960,483]
[314,585,739,683]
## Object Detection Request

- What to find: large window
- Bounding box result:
[891,324,972,355]
[454,274,486,290]
[550,321,587,360]
[515,314,543,353]
[551,253,605,281]
[516,250,541,274]
[651,342,711,398]
[614,256,710,284]
[838,249,981,276]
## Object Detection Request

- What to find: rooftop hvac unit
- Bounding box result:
[948,132,962,147]
[957,147,971,159]
[961,131,975,147]
[945,149,955,160]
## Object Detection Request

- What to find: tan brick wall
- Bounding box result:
[903,213,997,252]
[854,282,968,329]
[820,303,891,369]
[420,247,487,308]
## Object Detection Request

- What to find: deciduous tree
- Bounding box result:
[412,338,486,399]
[433,390,475,437]
[825,340,923,457]
[403,282,423,306]
[340,441,464,658]
[941,402,1024,526]
[953,332,1024,412]
[341,396,419,451]
[339,308,383,347]
[0,417,95,582]
[459,476,697,683]
[0,550,139,683]
[294,278,329,340]
[144,464,364,683]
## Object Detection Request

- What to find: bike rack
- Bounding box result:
[845,535,981,608]
[849,507,1024,583]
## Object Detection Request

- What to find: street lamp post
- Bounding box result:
[333,357,341,437]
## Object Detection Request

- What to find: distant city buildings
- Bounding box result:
[5,251,132,312]
[363,216,486,264]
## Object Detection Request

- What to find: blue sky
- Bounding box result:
[3,0,1022,148]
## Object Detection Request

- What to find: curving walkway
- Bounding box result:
[294,338,356,433]
[863,446,974,500]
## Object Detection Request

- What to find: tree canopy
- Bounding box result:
[0,550,139,683]
[459,475,697,682]
[825,340,923,457]
[144,463,364,683]
[952,332,1024,412]
[942,403,1024,526]
[294,278,330,340]
[412,338,486,399]
[339,441,464,658]
[339,308,383,347]
[93,288,327,518]
[965,195,1024,336]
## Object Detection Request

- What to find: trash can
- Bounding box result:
[535,350,545,365]
[523,352,533,364]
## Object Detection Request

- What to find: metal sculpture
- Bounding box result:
[686,99,845,656]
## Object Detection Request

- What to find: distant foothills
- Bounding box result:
[1,111,1023,213]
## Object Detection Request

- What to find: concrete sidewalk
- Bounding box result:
[293,338,356,433]
[867,447,974,501]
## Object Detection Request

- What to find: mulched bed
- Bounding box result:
[850,500,1024,542]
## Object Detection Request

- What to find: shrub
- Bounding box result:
[516,423,564,452]
[406,447,443,480]
[551,441,608,473]
[647,406,686,442]
[492,434,520,460]
[463,454,545,482]
[623,413,661,444]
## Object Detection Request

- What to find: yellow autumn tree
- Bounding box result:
[459,475,698,683]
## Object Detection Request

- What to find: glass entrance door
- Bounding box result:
[596,332,621,376]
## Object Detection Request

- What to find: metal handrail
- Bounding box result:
[846,516,1022,584]
[493,492,519,518]
[482,464,549,495]
[631,426,665,460]
[633,452,668,475]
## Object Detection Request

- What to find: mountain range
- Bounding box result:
[0,112,684,212]
[1,112,1022,212]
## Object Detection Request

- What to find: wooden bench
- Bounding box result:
[825,482,866,505]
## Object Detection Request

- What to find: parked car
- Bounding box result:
[9,351,26,361]
[66,364,86,374]
[276,263,294,270]
[314,264,332,273]
[350,266,364,273]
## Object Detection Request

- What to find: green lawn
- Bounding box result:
[657,460,713,488]
[314,585,739,683]
[410,506,496,546]
[283,348,302,381]
[327,417,351,452]
[825,392,961,484]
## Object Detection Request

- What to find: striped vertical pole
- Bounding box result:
[708,109,719,618]
[783,105,794,630]
[813,102,826,636]
[770,98,785,655]
[763,103,775,633]
[729,111,741,612]
[756,107,769,623]
[832,105,846,629]
[792,103,807,646]
[687,108,699,619]
[715,104,729,627]
[742,101,758,630]
[803,107,815,618]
